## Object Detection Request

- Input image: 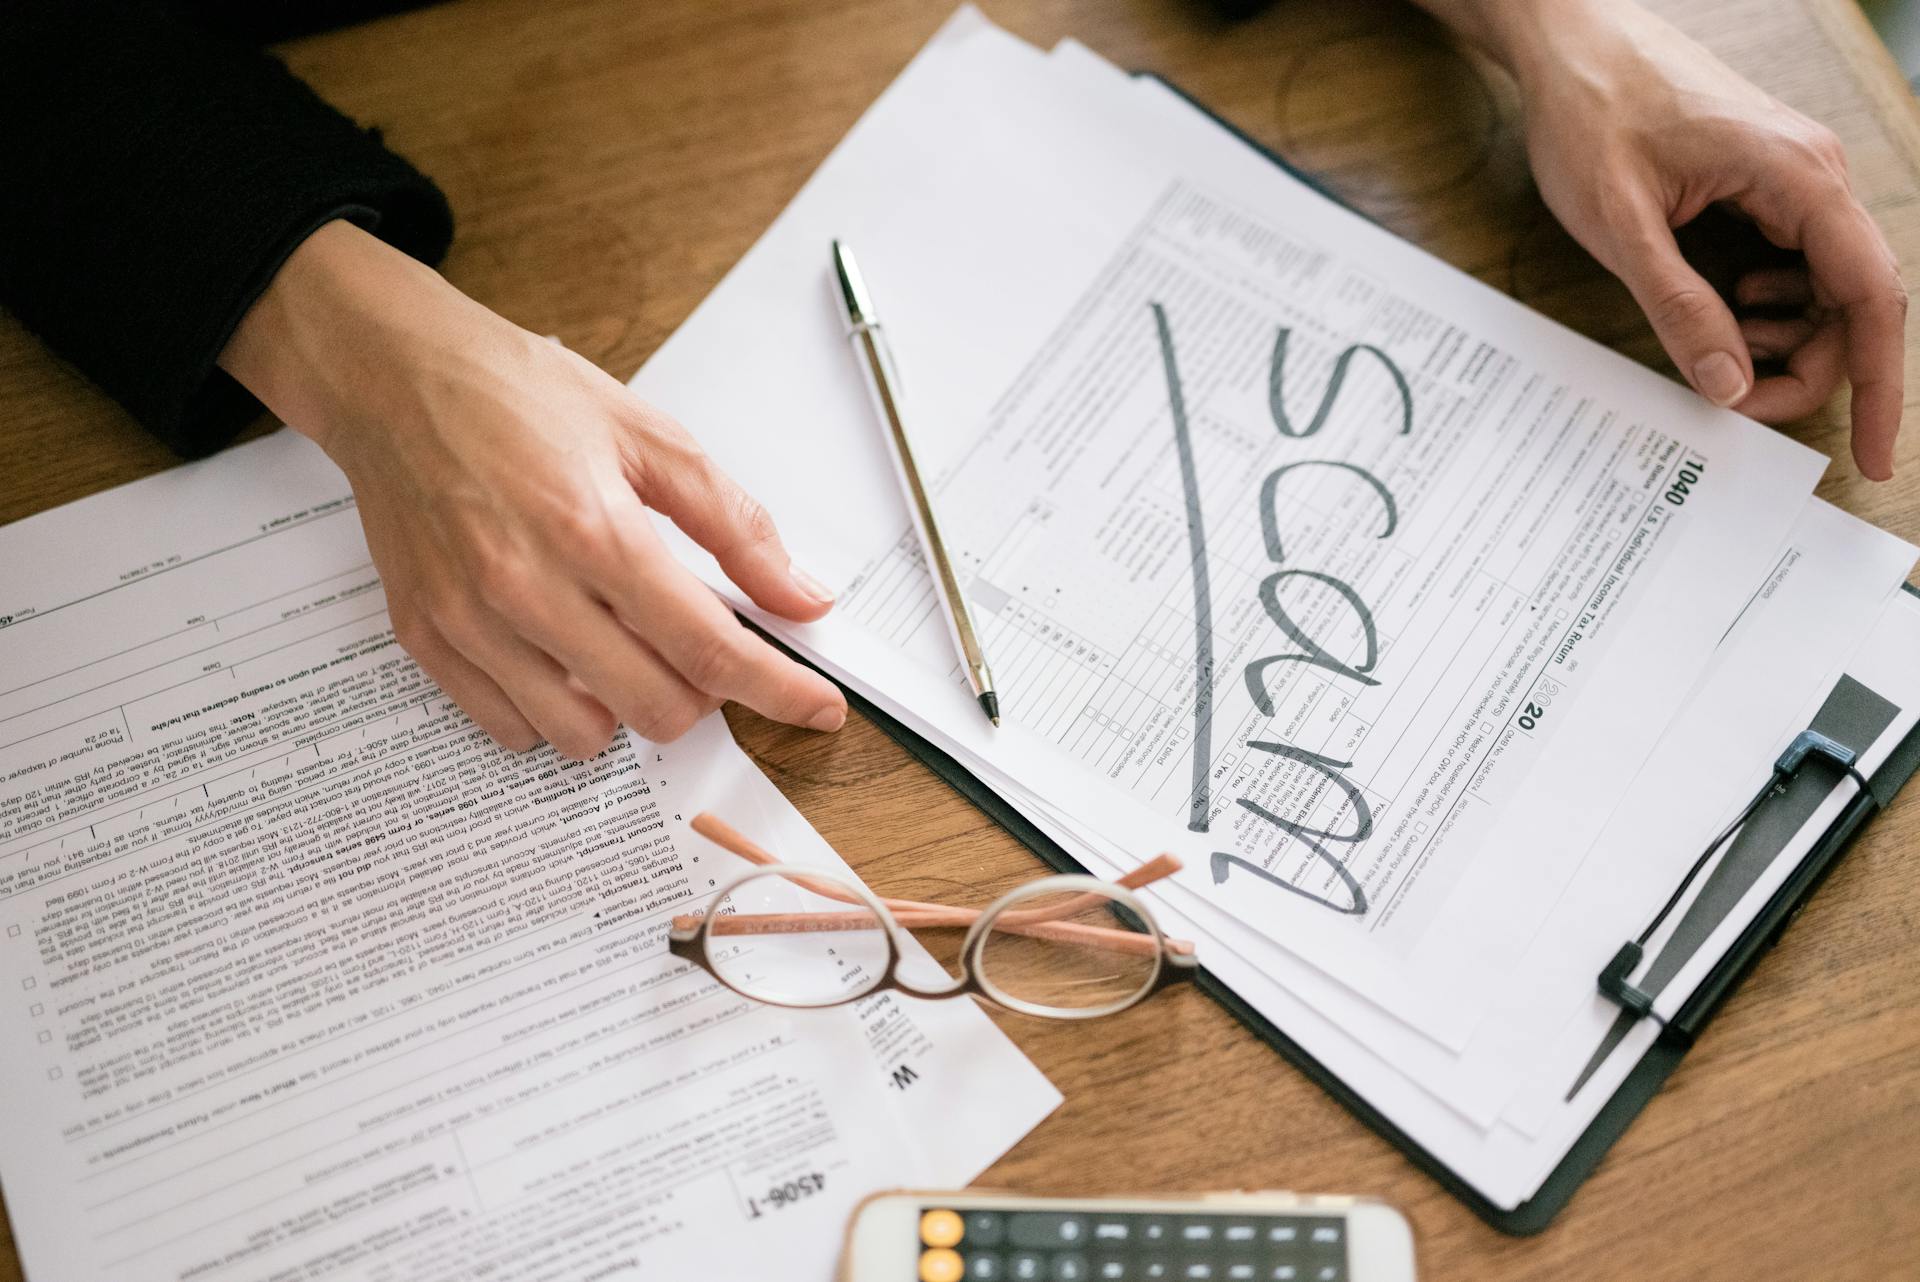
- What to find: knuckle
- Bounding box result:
[1787,143,1849,195]
[1802,122,1846,168]
[723,489,779,551]
[464,532,513,585]
[642,703,703,744]
[553,718,616,761]
[1593,185,1644,237]
[682,629,747,694]
[388,611,432,656]
[475,557,537,620]
[627,415,706,486]
[553,503,618,562]
[423,591,483,649]
[492,722,541,753]
[1648,285,1722,336]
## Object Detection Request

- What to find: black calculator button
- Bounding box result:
[1051,1253,1090,1281]
[1010,1253,1046,1281]
[1268,1267,1297,1281]
[968,1213,1007,1247]
[1266,1225,1298,1245]
[1091,1253,1131,1280]
[1138,1219,1172,1246]
[1009,1214,1091,1249]
[966,1254,1004,1280]
[1312,1267,1343,1282]
[1181,1263,1217,1280]
[1221,1223,1259,1246]
[1224,1263,1258,1281]
[1177,1220,1217,1246]
[1091,1220,1131,1245]
[1138,1256,1172,1279]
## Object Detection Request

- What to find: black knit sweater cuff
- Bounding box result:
[162,149,455,458]
[0,4,456,457]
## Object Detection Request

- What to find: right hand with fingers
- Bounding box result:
[218,219,848,756]
[1443,0,1907,479]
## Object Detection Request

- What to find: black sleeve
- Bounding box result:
[0,3,455,457]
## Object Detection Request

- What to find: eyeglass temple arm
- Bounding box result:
[690,812,1182,920]
[691,908,1188,957]
[987,855,1180,929]
[681,814,1195,956]
[691,813,881,903]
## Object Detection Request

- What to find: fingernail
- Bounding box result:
[808,704,847,732]
[790,563,836,605]
[1693,352,1748,407]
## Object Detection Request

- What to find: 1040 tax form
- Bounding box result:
[632,11,1826,1041]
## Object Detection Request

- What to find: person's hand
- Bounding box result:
[1430,0,1906,478]
[220,219,848,757]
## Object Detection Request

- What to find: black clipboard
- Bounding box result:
[843,588,1920,1234]
[816,74,1920,1233]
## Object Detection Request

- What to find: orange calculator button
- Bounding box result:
[918,1247,963,1282]
[920,1209,965,1248]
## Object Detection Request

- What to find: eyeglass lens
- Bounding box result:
[977,883,1161,1016]
[705,870,891,1007]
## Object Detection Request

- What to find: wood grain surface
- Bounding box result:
[2,1,1917,1277]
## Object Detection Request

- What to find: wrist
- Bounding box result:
[1418,0,1623,86]
[218,219,453,456]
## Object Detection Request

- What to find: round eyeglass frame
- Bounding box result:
[667,864,1196,1020]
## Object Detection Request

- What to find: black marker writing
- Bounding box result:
[1268,328,1414,438]
[1155,308,1411,916]
[1152,302,1218,835]
[1247,569,1382,712]
[1212,740,1372,915]
[1257,460,1396,563]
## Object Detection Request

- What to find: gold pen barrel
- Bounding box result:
[832,242,1001,726]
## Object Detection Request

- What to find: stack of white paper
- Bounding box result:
[633,8,1920,1210]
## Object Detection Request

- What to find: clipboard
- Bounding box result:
[843,596,1920,1233]
[818,74,1920,1233]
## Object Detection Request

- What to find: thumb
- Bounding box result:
[1612,212,1753,408]
[642,448,837,624]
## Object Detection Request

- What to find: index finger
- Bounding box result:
[1800,198,1907,478]
[599,512,847,731]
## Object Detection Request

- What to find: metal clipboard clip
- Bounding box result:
[1596,730,1872,1027]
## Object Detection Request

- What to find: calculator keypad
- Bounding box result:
[919,1209,1347,1282]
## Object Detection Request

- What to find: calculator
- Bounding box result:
[838,1192,1416,1282]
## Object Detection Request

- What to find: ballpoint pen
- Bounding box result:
[831,240,1001,727]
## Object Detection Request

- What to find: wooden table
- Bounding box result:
[3,1,1917,1277]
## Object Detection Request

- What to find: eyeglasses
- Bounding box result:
[668,814,1198,1020]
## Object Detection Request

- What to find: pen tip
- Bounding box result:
[979,691,1000,727]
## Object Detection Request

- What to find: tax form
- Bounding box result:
[632,10,1825,1043]
[0,430,1059,1282]
[627,8,1917,1211]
